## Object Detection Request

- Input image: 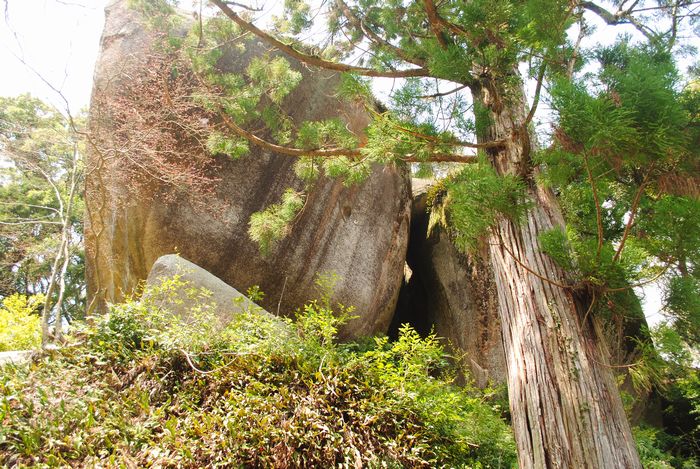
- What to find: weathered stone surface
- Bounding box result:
[391,181,506,387]
[145,254,266,323]
[0,351,32,366]
[85,0,411,338]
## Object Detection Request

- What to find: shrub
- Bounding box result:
[0,279,516,467]
[0,294,43,351]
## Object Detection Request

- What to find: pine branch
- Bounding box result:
[335,0,427,68]
[218,107,479,163]
[211,0,431,78]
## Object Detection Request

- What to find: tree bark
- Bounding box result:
[472,78,642,468]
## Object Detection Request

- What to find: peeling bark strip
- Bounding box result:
[474,79,642,468]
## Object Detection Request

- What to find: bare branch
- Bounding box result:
[418,83,468,99]
[580,1,656,41]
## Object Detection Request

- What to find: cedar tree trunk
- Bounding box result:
[472,76,642,469]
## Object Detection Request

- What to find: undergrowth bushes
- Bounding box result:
[0,276,516,468]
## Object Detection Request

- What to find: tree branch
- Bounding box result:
[220,111,478,163]
[418,83,468,99]
[523,62,546,128]
[211,0,431,78]
[583,152,604,259]
[422,0,449,49]
[221,0,262,12]
[613,171,650,262]
[336,0,427,67]
[580,1,656,41]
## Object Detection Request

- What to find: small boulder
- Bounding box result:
[0,351,32,366]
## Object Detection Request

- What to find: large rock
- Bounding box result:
[391,182,506,387]
[145,254,264,322]
[85,1,411,338]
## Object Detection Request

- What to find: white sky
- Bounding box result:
[0,0,108,113]
[1,0,691,326]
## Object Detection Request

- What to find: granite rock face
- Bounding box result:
[144,255,266,323]
[391,184,506,387]
[85,0,411,338]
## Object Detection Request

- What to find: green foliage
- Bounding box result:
[248,189,305,255]
[648,324,700,464]
[272,0,312,35]
[322,155,372,185]
[537,51,700,440]
[247,56,303,105]
[336,73,373,104]
[205,131,249,159]
[0,280,516,467]
[0,294,43,351]
[539,42,700,352]
[665,276,700,343]
[293,156,321,184]
[293,154,372,187]
[435,162,530,253]
[361,112,460,163]
[633,425,700,469]
[295,119,358,151]
[127,0,182,37]
[0,94,85,322]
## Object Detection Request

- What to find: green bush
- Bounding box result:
[0,278,516,467]
[0,294,43,351]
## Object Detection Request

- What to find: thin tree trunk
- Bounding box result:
[53,154,80,341]
[41,239,64,346]
[53,229,71,341]
[471,77,642,468]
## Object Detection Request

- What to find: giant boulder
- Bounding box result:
[85,0,411,338]
[391,182,506,386]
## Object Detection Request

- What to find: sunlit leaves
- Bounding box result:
[362,112,460,163]
[248,189,305,255]
[272,0,312,35]
[0,283,517,467]
[438,161,530,253]
[246,56,303,104]
[295,119,358,150]
[206,131,249,159]
[0,294,43,351]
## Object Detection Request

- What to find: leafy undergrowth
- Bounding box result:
[0,278,516,468]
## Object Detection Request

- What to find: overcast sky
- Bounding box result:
[0,0,108,112]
